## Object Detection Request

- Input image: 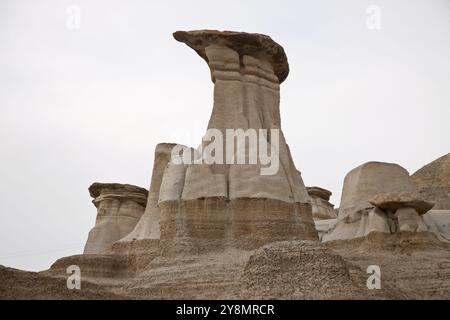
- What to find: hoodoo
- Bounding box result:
[84,183,148,254]
[155,30,318,255]
[3,30,450,300]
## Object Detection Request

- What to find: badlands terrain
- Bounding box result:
[1,30,449,299]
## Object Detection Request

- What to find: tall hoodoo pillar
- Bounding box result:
[155,30,317,256]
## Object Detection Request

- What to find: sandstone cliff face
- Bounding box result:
[412,153,450,210]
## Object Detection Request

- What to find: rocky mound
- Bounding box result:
[326,232,450,299]
[0,265,122,299]
[241,241,383,299]
[412,153,450,210]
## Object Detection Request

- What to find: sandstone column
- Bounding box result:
[156,30,317,256]
[306,186,337,220]
[84,183,147,254]
[119,143,177,242]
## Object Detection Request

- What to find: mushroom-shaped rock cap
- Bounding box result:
[306,186,332,201]
[173,30,289,83]
[368,192,434,214]
[88,183,148,206]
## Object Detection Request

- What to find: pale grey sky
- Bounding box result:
[1,0,449,271]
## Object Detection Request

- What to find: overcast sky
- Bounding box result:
[1,0,449,271]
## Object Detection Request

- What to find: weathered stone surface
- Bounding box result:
[240,241,386,299]
[307,186,332,201]
[323,163,444,241]
[395,207,428,232]
[171,33,310,204]
[307,186,336,220]
[412,153,450,210]
[315,218,337,241]
[326,232,450,299]
[0,265,123,299]
[84,183,148,254]
[159,198,317,257]
[369,192,434,214]
[88,183,147,201]
[4,30,450,300]
[324,207,391,241]
[156,29,317,255]
[423,210,450,242]
[323,162,420,242]
[173,30,289,83]
[50,254,135,279]
[118,143,177,243]
[339,162,416,220]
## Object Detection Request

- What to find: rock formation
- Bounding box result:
[154,30,317,256]
[412,153,450,210]
[79,29,318,276]
[110,143,179,258]
[2,30,450,300]
[423,210,450,242]
[368,192,432,232]
[240,241,371,299]
[121,143,177,242]
[307,186,337,220]
[323,162,430,241]
[84,183,148,254]
[410,154,450,242]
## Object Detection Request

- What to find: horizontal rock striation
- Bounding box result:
[173,30,289,83]
[307,186,337,220]
[84,183,148,254]
[152,30,318,255]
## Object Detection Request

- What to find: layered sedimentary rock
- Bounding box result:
[84,183,148,254]
[110,144,180,260]
[116,144,177,246]
[323,162,430,242]
[3,30,450,301]
[412,153,450,210]
[156,30,317,256]
[307,186,336,220]
[0,265,122,299]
